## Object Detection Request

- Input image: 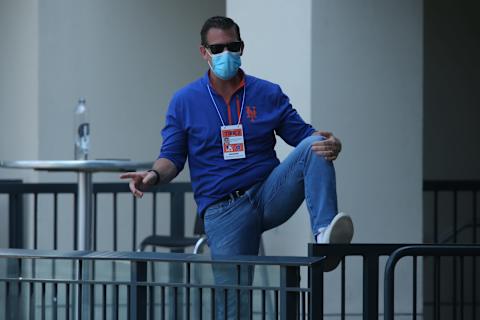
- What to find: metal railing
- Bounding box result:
[2,180,479,319]
[309,243,417,319]
[423,180,479,320]
[384,245,480,320]
[3,179,478,249]
[309,243,480,320]
[0,181,193,251]
[423,180,479,244]
[0,248,323,320]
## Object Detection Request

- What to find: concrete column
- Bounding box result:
[228,0,423,249]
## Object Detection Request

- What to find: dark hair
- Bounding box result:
[200,16,242,46]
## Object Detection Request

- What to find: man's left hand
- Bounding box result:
[311,131,342,161]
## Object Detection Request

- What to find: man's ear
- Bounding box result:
[199,45,209,61]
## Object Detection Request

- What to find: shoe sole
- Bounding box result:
[323,213,354,272]
[327,214,354,244]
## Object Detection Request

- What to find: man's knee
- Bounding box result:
[295,135,335,167]
[297,135,325,150]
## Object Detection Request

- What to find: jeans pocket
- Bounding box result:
[204,203,226,222]
[204,196,249,229]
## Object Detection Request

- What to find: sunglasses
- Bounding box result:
[205,41,243,54]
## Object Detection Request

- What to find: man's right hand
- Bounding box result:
[120,171,157,198]
[120,158,178,198]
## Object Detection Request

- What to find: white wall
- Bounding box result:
[0,0,225,181]
[36,0,224,183]
[228,0,423,248]
[0,0,225,183]
[312,0,423,243]
[312,0,423,314]
[0,0,39,181]
[0,0,39,248]
[229,0,423,315]
[0,0,423,247]
[1,0,422,265]
[0,0,225,249]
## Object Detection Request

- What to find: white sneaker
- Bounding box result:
[316,212,354,271]
[317,212,354,244]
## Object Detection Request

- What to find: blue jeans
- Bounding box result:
[203,135,338,318]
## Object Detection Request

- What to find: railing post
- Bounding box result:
[130,260,147,320]
[3,181,25,320]
[363,253,379,320]
[170,191,185,318]
[5,261,20,320]
[309,259,324,319]
[6,180,24,249]
[170,191,185,246]
[384,258,396,320]
[280,265,300,320]
[5,259,22,320]
[77,259,95,320]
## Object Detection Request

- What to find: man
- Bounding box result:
[121,16,353,317]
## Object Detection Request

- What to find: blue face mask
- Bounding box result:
[208,51,241,80]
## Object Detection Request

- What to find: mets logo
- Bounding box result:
[246,106,257,121]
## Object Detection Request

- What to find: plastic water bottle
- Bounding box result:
[74,98,90,160]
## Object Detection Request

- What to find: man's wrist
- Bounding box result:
[147,169,160,185]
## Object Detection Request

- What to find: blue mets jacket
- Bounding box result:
[159,70,315,215]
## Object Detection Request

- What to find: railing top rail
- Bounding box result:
[384,244,480,320]
[0,181,192,194]
[4,180,479,192]
[310,243,480,257]
[0,248,322,267]
[0,183,77,193]
[423,179,480,190]
[385,244,480,266]
[310,243,421,257]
